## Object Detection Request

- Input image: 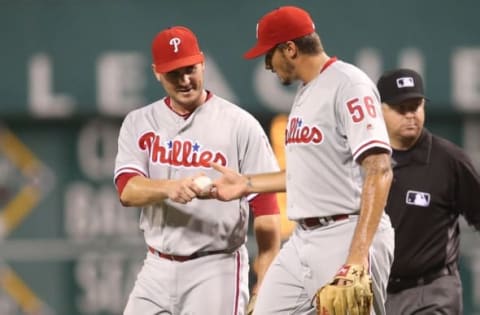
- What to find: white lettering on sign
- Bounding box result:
[354,47,425,84]
[28,53,75,117]
[97,52,147,116]
[64,182,139,240]
[355,48,382,82]
[398,48,424,77]
[77,119,118,181]
[0,294,18,315]
[24,47,480,117]
[463,118,480,172]
[75,253,141,314]
[452,48,480,111]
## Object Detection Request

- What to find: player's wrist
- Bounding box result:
[244,175,253,195]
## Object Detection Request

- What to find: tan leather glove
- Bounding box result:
[246,293,257,315]
[315,264,373,315]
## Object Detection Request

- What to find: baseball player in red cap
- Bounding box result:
[114,25,281,315]
[211,6,395,315]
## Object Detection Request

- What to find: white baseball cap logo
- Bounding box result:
[169,37,181,53]
[396,77,415,88]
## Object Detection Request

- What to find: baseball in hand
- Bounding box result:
[193,176,213,195]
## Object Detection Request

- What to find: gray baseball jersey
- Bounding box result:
[114,93,279,255]
[253,59,395,315]
[285,60,391,220]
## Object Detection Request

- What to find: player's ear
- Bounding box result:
[283,41,298,59]
[152,64,161,81]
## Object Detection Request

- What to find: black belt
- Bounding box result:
[298,214,350,230]
[387,262,457,293]
[148,246,230,262]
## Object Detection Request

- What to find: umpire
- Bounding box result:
[377,68,480,314]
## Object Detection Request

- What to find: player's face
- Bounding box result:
[265,44,296,86]
[382,98,425,149]
[156,63,205,110]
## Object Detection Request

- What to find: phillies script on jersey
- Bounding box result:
[138,131,227,167]
[286,117,323,145]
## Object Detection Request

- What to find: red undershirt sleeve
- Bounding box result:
[115,172,141,198]
[248,193,280,217]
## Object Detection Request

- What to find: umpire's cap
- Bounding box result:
[244,6,315,59]
[377,69,427,105]
[152,26,204,73]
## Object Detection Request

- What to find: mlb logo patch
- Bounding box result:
[396,77,415,88]
[406,190,430,207]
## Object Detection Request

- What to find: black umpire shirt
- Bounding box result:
[386,128,480,279]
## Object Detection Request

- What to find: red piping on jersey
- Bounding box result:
[352,140,391,161]
[115,167,146,179]
[233,250,241,315]
[249,193,279,217]
[164,90,213,119]
[320,56,337,73]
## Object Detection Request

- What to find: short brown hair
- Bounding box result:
[292,32,323,55]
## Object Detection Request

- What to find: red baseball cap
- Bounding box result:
[244,6,315,59]
[151,26,204,73]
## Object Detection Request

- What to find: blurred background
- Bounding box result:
[0,0,479,314]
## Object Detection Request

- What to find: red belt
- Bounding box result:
[299,214,350,229]
[148,246,229,262]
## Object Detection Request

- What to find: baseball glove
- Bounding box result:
[315,264,373,315]
[246,293,257,315]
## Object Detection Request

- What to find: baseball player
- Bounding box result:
[114,26,281,315]
[211,6,394,315]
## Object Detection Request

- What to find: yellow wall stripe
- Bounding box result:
[0,186,40,236]
[0,129,41,177]
[0,265,42,314]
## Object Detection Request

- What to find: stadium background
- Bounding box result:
[0,0,479,314]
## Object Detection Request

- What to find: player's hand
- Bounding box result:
[209,162,249,201]
[191,174,215,200]
[167,177,199,204]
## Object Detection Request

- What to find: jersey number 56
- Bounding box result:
[346,96,377,123]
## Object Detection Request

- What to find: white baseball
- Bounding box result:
[193,176,213,195]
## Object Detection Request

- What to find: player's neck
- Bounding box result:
[170,90,208,115]
[298,52,330,84]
